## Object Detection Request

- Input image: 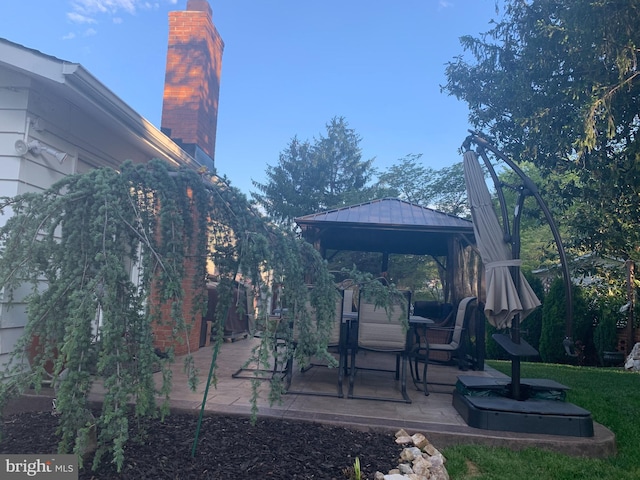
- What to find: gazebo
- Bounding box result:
[295,197,478,304]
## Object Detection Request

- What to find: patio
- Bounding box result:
[131,336,616,458]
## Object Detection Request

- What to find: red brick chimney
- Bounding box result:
[161,0,224,165]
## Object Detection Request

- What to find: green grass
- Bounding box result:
[443,361,640,480]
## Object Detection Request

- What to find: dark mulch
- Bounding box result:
[0,410,403,479]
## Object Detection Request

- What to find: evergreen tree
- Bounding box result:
[252,117,375,227]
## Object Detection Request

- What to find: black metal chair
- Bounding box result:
[411,296,477,395]
[283,290,348,397]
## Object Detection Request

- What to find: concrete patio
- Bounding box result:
[150,336,616,458]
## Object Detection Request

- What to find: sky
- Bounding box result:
[1,0,501,196]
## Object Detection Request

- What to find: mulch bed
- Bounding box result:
[0,410,403,479]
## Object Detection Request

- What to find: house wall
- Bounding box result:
[0,71,74,369]
[0,65,204,369]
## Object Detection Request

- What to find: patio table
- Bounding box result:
[408,315,435,396]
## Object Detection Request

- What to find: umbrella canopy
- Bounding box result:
[463,150,541,329]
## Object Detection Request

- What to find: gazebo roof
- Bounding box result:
[295,198,474,256]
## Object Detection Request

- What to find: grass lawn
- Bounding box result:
[443,361,640,480]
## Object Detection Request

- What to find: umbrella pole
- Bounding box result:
[509,190,526,400]
[470,133,573,342]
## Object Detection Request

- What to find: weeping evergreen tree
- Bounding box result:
[0,160,342,472]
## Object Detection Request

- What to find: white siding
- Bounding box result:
[0,40,198,373]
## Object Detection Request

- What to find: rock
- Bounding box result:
[400,447,423,462]
[428,453,445,468]
[625,343,640,372]
[384,431,448,480]
[423,443,439,457]
[412,456,432,477]
[407,474,425,480]
[430,465,450,480]
[396,435,414,445]
[411,433,429,450]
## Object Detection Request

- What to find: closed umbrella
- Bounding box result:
[463,150,540,330]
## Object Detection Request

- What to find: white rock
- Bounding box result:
[400,447,423,462]
[411,433,429,449]
[430,465,450,480]
[625,343,640,371]
[423,443,440,457]
[429,453,445,468]
[396,436,414,445]
[384,474,411,480]
[407,474,426,480]
[412,457,432,477]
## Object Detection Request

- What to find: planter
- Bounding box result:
[602,350,625,367]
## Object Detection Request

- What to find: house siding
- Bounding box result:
[0,45,206,371]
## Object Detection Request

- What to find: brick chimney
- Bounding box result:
[161,0,224,167]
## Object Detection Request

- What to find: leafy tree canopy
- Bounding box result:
[0,160,340,471]
[444,0,640,261]
[376,154,469,217]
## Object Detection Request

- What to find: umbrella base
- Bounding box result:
[453,376,594,437]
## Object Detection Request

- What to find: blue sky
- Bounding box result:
[1,0,500,195]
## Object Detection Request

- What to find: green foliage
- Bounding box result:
[583,278,626,365]
[539,278,591,364]
[444,0,640,265]
[251,116,376,227]
[0,161,210,470]
[353,457,361,480]
[0,160,340,472]
[520,271,545,354]
[593,305,620,366]
[539,278,569,363]
[376,155,469,217]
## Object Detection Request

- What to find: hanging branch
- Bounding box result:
[0,159,345,472]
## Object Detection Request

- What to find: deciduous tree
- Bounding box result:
[444,0,640,262]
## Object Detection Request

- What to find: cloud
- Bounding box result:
[65,0,174,37]
[62,32,77,40]
[67,0,170,23]
[67,12,97,24]
[71,1,137,16]
[438,1,454,10]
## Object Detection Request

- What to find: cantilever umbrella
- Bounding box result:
[463,150,540,330]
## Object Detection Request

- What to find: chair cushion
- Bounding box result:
[357,301,407,351]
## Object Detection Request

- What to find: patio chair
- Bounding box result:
[231,312,290,381]
[411,296,477,395]
[284,290,348,397]
[348,290,412,403]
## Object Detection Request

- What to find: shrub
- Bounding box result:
[520,271,545,354]
[592,296,624,365]
[539,278,591,364]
